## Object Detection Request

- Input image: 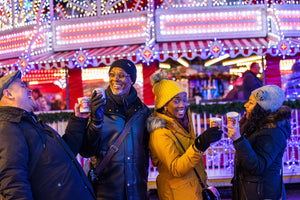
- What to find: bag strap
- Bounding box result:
[170,131,206,188]
[94,109,142,175]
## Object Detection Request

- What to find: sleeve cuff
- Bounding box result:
[192,144,200,152]
[91,121,103,129]
[233,136,244,144]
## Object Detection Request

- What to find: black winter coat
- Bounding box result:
[0,106,95,200]
[80,87,151,200]
[232,106,291,200]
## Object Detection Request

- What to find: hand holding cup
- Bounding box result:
[74,103,90,118]
[226,112,239,127]
[228,124,241,141]
[78,97,90,113]
[90,88,106,123]
[226,111,241,141]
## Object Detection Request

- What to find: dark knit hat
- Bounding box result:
[0,70,22,100]
[109,59,137,84]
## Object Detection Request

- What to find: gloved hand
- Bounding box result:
[194,127,222,152]
[90,90,106,123]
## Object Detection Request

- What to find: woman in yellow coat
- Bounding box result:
[147,70,223,200]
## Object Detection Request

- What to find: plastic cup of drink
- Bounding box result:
[209,117,222,129]
[78,97,90,113]
[226,112,239,127]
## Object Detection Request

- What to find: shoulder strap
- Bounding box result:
[94,109,142,175]
[170,130,206,188]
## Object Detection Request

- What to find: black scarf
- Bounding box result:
[106,86,139,118]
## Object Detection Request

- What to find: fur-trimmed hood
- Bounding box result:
[262,105,291,138]
[147,110,194,138]
[262,105,291,127]
[147,115,166,133]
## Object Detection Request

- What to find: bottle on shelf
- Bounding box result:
[202,79,208,101]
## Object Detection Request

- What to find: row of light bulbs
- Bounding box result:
[160,11,262,20]
[161,27,263,35]
[57,33,146,45]
[56,16,147,31]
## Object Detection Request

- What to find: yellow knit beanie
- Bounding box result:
[150,70,186,110]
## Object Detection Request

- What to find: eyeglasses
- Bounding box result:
[109,72,130,79]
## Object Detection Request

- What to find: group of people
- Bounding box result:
[32,89,66,111]
[0,59,291,200]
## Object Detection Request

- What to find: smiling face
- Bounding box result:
[109,67,133,97]
[5,78,36,112]
[244,94,257,118]
[165,92,188,119]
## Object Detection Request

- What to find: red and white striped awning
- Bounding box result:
[0,58,20,75]
[0,58,19,67]
[0,45,143,70]
[29,44,143,70]
[1,37,300,71]
[155,38,277,61]
[155,37,300,61]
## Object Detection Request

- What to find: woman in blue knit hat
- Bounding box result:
[228,85,291,200]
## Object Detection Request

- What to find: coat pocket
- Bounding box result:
[240,176,263,200]
[169,179,201,200]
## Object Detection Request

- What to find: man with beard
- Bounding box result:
[80,59,151,200]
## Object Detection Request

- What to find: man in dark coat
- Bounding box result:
[242,62,262,100]
[0,71,96,200]
[285,60,300,99]
[80,59,151,200]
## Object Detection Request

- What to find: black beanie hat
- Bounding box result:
[109,59,137,84]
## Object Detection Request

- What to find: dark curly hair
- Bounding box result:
[239,104,270,137]
[239,104,292,138]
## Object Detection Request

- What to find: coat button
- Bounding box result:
[127,157,130,160]
[58,183,61,187]
[127,183,130,187]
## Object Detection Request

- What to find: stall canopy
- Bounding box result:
[155,37,300,62]
[0,44,143,70]
[1,37,300,71]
